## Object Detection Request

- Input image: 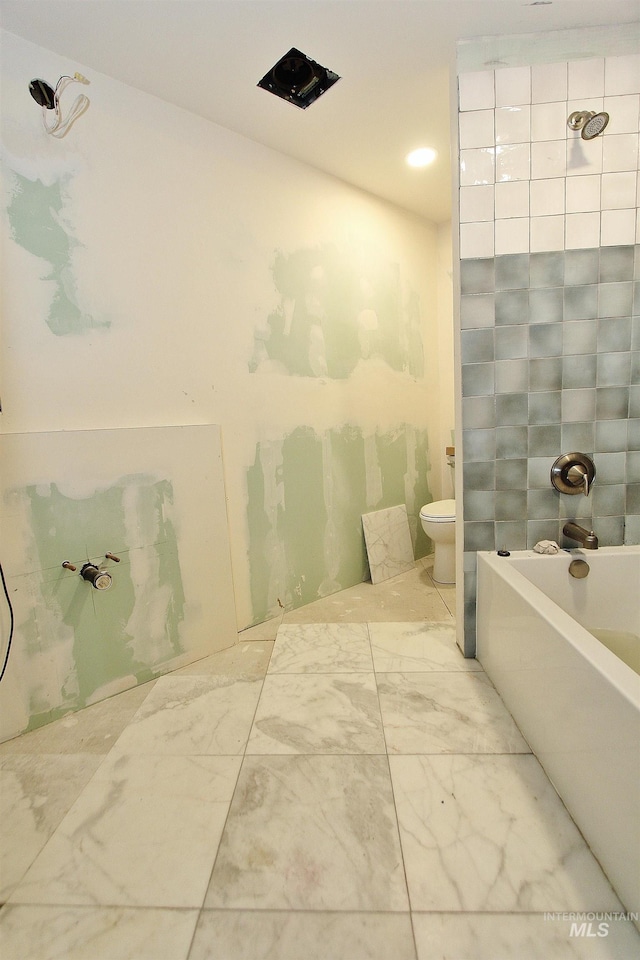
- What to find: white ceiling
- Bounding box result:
[1,1,638,223]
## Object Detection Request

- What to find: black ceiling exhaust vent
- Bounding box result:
[258,48,340,109]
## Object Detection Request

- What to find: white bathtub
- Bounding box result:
[476,545,640,918]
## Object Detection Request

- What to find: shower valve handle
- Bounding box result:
[105,553,121,563]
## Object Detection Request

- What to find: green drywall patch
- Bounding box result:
[24,477,185,717]
[6,172,109,336]
[280,427,327,606]
[250,245,423,379]
[246,446,274,625]
[246,423,432,623]
[327,425,369,587]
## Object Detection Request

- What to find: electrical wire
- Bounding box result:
[0,562,14,683]
[42,73,90,138]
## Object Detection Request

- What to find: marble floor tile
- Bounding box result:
[362,505,415,584]
[246,673,385,754]
[282,564,452,624]
[189,910,417,960]
[0,904,198,960]
[0,682,156,756]
[109,675,263,756]
[390,754,624,913]
[205,755,409,912]
[170,640,274,678]
[0,754,103,900]
[412,912,640,960]
[10,754,241,908]
[377,672,530,754]
[369,621,478,673]
[269,623,373,673]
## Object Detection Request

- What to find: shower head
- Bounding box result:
[582,112,609,139]
[567,110,609,140]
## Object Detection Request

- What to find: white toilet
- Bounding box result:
[420,498,456,584]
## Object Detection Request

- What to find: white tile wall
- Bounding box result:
[530,178,564,217]
[601,208,636,246]
[495,143,530,181]
[568,58,605,99]
[460,148,495,186]
[605,94,640,133]
[459,185,495,222]
[565,174,600,213]
[495,217,529,255]
[531,140,566,180]
[601,171,637,209]
[531,62,568,104]
[565,212,600,249]
[459,71,495,111]
[495,106,530,144]
[605,53,640,96]
[459,53,640,256]
[459,221,494,259]
[530,215,564,252]
[495,180,529,220]
[459,110,495,148]
[495,66,531,107]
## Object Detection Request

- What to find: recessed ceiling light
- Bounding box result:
[406,147,437,168]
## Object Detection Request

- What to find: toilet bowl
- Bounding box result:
[420,499,456,584]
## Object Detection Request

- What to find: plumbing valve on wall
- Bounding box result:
[61,553,120,591]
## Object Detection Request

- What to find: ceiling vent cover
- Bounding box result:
[258,48,340,109]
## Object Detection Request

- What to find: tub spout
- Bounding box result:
[563,521,598,550]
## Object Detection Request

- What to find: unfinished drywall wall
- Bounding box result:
[1,31,448,641]
[0,425,237,741]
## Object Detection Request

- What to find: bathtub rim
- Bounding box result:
[476,545,640,709]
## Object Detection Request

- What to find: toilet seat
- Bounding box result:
[420,499,455,522]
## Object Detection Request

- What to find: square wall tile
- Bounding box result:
[495,253,530,290]
[601,209,637,247]
[460,221,495,260]
[460,258,495,294]
[568,57,605,99]
[600,244,635,282]
[565,212,600,250]
[495,143,530,182]
[566,175,601,214]
[531,140,566,180]
[495,180,529,220]
[495,218,529,255]
[531,101,567,142]
[459,70,495,111]
[602,133,639,173]
[531,62,567,104]
[605,54,640,96]
[566,134,603,177]
[530,251,564,288]
[565,248,599,285]
[530,178,565,217]
[495,359,528,394]
[529,287,563,325]
[495,106,530,145]
[460,184,495,222]
[530,216,564,253]
[495,66,531,107]
[601,171,637,209]
[460,147,495,186]
[495,289,529,324]
[604,94,640,134]
[459,110,495,149]
[461,361,495,397]
[460,292,496,328]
